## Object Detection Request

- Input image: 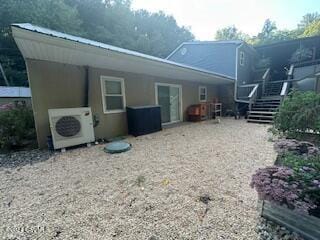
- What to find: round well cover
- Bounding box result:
[104,141,131,154]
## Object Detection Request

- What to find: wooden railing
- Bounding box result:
[248,84,259,111]
[280,82,289,99]
[262,68,271,95]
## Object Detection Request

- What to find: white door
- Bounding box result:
[156,84,181,124]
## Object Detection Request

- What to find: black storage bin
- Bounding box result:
[126,105,162,137]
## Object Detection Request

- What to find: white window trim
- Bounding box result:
[100,76,126,114]
[199,86,207,102]
[239,51,245,66]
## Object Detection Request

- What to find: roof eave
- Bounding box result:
[12,24,234,84]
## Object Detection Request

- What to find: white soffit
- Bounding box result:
[12,24,234,84]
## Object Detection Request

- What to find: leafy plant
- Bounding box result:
[0,106,36,151]
[251,165,318,213]
[274,90,320,139]
[251,153,320,214]
[135,175,146,187]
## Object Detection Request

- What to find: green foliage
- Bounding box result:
[0,107,36,150]
[0,0,194,86]
[274,91,320,138]
[215,25,249,41]
[298,12,320,29]
[135,175,146,187]
[216,12,320,46]
[279,153,320,203]
[280,153,320,173]
[302,20,320,37]
[0,0,83,86]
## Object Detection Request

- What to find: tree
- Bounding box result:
[254,19,277,44]
[133,10,194,57]
[302,20,320,37]
[248,19,299,45]
[0,0,83,86]
[0,0,194,86]
[215,25,249,41]
[298,12,320,29]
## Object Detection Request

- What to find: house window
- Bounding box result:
[199,86,207,102]
[101,76,126,113]
[240,51,245,66]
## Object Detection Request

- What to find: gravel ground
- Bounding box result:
[0,119,276,240]
[256,218,304,240]
[0,149,53,169]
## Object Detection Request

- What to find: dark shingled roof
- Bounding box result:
[167,41,243,78]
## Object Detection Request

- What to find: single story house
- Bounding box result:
[0,86,31,106]
[11,23,235,148]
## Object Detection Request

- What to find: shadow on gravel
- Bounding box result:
[0,149,53,169]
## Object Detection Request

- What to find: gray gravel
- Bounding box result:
[0,119,276,239]
[256,218,304,240]
[0,149,53,169]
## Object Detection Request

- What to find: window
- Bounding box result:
[240,51,245,66]
[101,76,126,113]
[180,47,187,55]
[199,86,207,102]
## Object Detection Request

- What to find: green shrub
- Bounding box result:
[274,90,320,139]
[279,153,320,208]
[0,106,36,151]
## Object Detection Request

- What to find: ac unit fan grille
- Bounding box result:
[55,116,81,137]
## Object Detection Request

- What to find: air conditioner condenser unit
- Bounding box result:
[48,107,95,150]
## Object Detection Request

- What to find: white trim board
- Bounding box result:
[100,76,126,114]
[199,86,207,102]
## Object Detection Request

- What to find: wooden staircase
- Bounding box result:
[247,96,281,124]
[263,82,282,96]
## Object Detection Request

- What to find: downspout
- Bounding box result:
[84,66,89,107]
[84,66,100,128]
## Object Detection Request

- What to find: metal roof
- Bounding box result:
[11,23,234,83]
[0,86,31,98]
[167,41,242,78]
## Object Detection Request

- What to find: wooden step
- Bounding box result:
[247,119,273,124]
[252,103,280,108]
[248,111,276,115]
[256,99,281,102]
[248,115,274,119]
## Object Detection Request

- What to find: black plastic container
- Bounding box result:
[126,105,162,137]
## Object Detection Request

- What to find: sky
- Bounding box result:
[131,0,320,40]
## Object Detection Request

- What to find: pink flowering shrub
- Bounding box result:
[0,103,15,111]
[251,165,319,214]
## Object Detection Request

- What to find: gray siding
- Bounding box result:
[236,44,255,85]
[168,42,239,78]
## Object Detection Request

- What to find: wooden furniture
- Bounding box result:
[187,103,208,122]
[187,102,222,121]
